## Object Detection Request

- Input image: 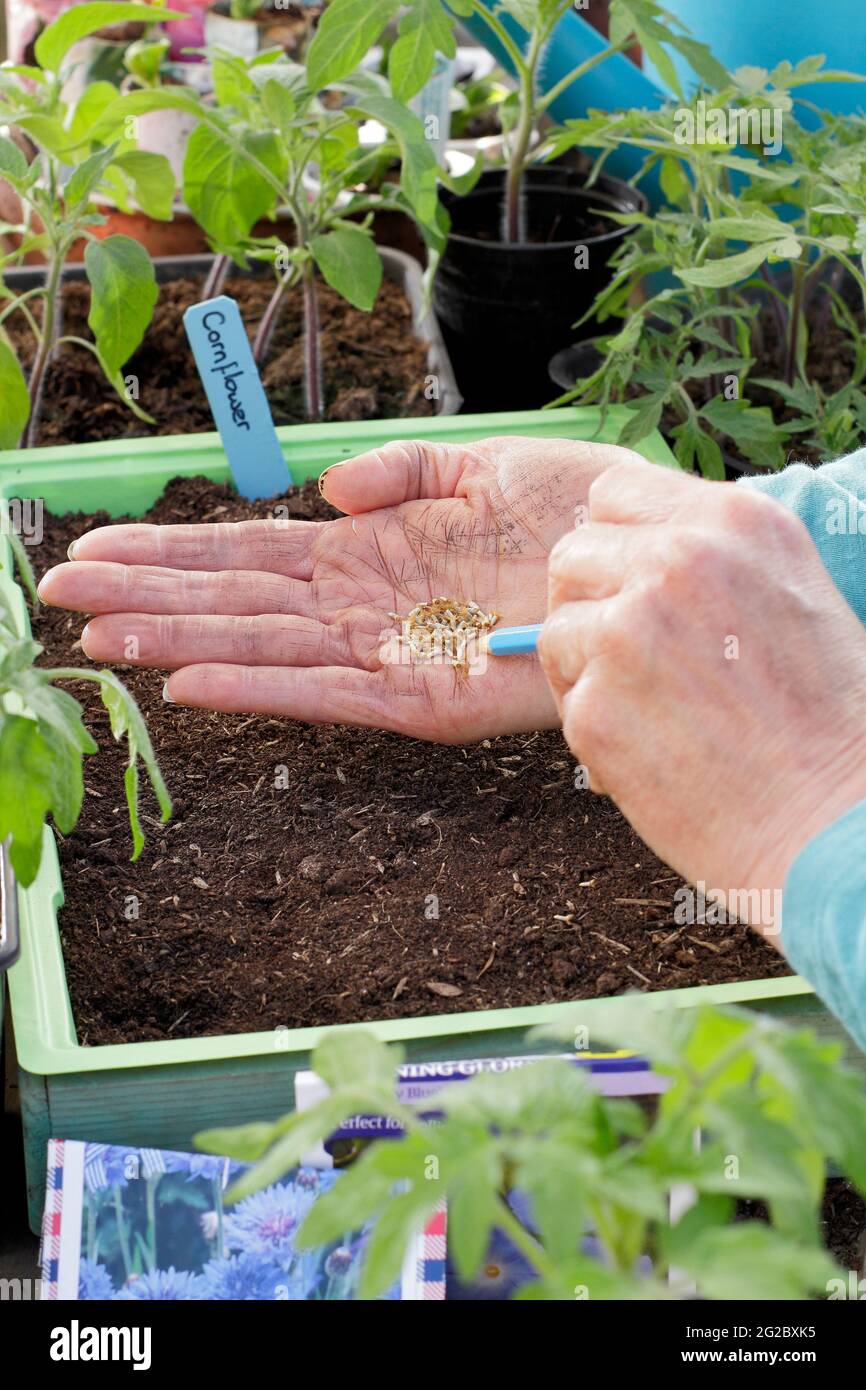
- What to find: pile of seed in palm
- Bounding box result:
[388,597,500,675]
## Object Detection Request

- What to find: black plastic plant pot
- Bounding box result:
[435,166,646,412]
[548,338,606,394]
[1,842,20,973]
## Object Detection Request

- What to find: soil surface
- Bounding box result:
[29,476,787,1047]
[8,272,434,448]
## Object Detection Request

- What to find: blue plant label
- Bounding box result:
[183,295,291,501]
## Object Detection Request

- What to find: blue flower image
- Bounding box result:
[114,1268,206,1300]
[198,1254,286,1300]
[447,1228,537,1301]
[184,1154,231,1183]
[225,1180,324,1270]
[86,1144,137,1191]
[78,1259,116,1300]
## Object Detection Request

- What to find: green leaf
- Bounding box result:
[658,154,690,209]
[182,124,282,254]
[306,0,401,92]
[260,79,296,139]
[222,1088,400,1202]
[310,224,382,312]
[389,0,457,102]
[618,391,667,450]
[34,3,186,75]
[0,135,28,187]
[344,87,441,233]
[312,1028,398,1092]
[662,1221,837,1301]
[85,235,158,374]
[667,34,730,91]
[111,151,176,222]
[97,669,171,830]
[677,239,800,289]
[89,87,204,150]
[388,28,435,105]
[0,713,54,884]
[67,81,122,148]
[699,397,787,468]
[63,143,119,209]
[670,416,725,479]
[446,1149,504,1279]
[359,1188,436,1299]
[0,334,30,450]
[10,114,80,161]
[124,36,170,87]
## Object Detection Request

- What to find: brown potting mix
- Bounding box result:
[31,477,788,1047]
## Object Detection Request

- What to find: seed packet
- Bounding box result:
[40,1139,445,1300]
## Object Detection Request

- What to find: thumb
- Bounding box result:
[318,439,468,514]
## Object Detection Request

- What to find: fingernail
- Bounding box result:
[317,459,346,496]
[67,540,79,560]
[162,683,175,704]
[81,622,91,648]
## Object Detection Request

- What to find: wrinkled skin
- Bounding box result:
[37,436,631,743]
[539,455,866,935]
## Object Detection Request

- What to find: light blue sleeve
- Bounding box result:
[737,448,866,624]
[737,449,866,1049]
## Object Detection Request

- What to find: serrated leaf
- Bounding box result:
[306,0,402,92]
[700,397,786,468]
[677,239,799,289]
[389,0,457,102]
[85,235,158,374]
[98,668,171,828]
[388,27,436,104]
[310,224,382,311]
[0,135,28,186]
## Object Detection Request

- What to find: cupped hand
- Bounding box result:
[538,458,866,935]
[37,436,636,743]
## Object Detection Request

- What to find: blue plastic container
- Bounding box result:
[459,6,665,181]
[656,0,866,113]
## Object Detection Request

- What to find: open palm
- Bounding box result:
[37,437,628,742]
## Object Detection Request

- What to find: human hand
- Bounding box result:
[538,458,866,936]
[37,436,638,743]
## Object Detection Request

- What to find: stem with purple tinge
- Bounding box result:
[21,253,62,449]
[302,260,323,421]
[759,260,788,344]
[201,253,231,302]
[252,268,297,365]
[785,261,807,386]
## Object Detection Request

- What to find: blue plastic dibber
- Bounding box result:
[487,623,543,656]
[183,295,291,500]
